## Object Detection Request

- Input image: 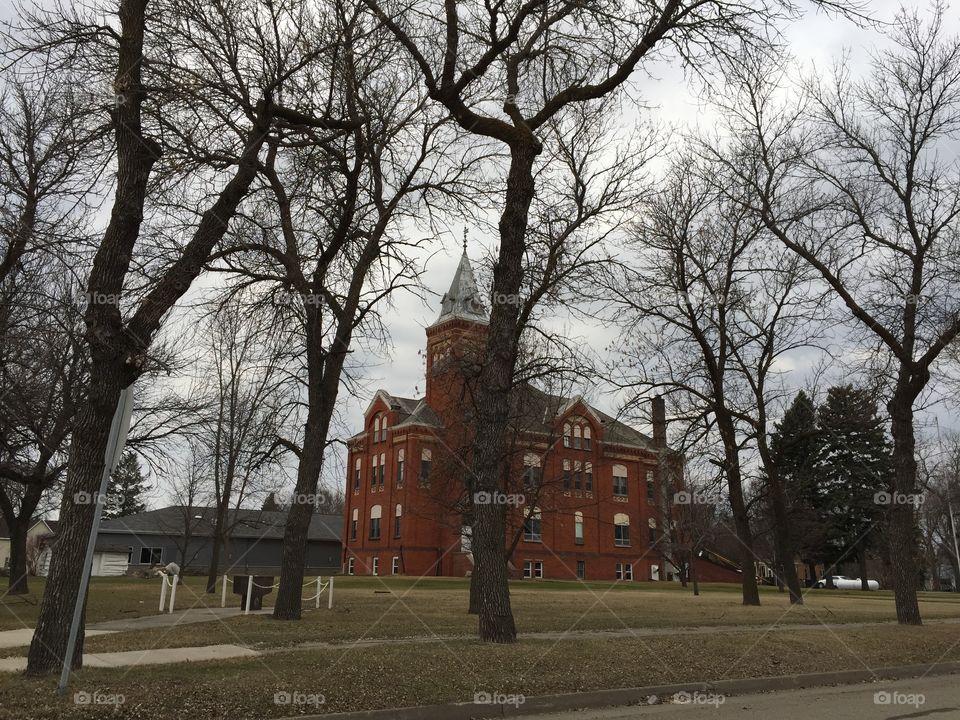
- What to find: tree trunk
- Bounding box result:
[468,139,540,643]
[26,369,124,674]
[716,414,760,606]
[858,546,869,591]
[7,519,29,595]
[768,473,803,603]
[468,573,481,614]
[887,387,922,624]
[205,504,229,593]
[691,554,700,596]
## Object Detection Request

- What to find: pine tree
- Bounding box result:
[814,385,892,589]
[261,492,282,512]
[771,390,828,578]
[104,452,149,519]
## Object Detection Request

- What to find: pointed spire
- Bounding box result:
[433,238,487,325]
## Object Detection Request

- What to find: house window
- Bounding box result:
[614,513,630,547]
[523,508,542,542]
[373,416,380,443]
[371,456,377,489]
[574,511,584,545]
[139,547,162,565]
[351,508,358,540]
[616,563,633,581]
[534,560,543,579]
[585,462,593,492]
[573,425,582,449]
[613,464,628,497]
[563,423,571,448]
[347,557,355,575]
[574,460,582,491]
[563,459,571,490]
[372,557,379,576]
[394,504,402,538]
[646,470,655,500]
[584,426,592,450]
[397,449,405,487]
[577,560,585,579]
[370,505,382,540]
[648,517,658,545]
[522,453,542,488]
[523,560,533,578]
[420,448,432,486]
[523,560,543,579]
[380,415,388,442]
[354,458,361,492]
[379,453,386,487]
[392,556,400,575]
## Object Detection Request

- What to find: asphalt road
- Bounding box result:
[520,674,960,719]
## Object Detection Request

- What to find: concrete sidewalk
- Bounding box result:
[0,628,116,650]
[0,644,259,673]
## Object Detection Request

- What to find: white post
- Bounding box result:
[221,574,228,608]
[168,575,178,613]
[244,575,253,615]
[328,576,334,609]
[159,576,168,612]
[316,576,321,609]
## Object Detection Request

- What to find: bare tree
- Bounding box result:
[711,5,960,624]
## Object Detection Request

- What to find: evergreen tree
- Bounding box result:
[771,390,828,578]
[814,385,892,589]
[261,492,282,512]
[104,452,149,519]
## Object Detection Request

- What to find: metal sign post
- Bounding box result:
[57,386,135,694]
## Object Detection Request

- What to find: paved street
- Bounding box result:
[522,674,960,719]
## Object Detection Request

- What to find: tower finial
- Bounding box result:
[462,227,468,255]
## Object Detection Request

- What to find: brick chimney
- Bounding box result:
[652,395,667,449]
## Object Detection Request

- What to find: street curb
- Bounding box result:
[283,660,960,719]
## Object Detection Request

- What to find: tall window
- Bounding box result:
[392,556,400,575]
[583,426,592,450]
[648,517,658,544]
[353,458,361,493]
[563,459,571,490]
[350,508,358,540]
[380,415,389,442]
[613,464,628,497]
[397,449,405,487]
[369,505,382,540]
[574,511,584,545]
[573,425,582,449]
[646,470,655,500]
[394,504,402,538]
[574,460,582,491]
[563,423,571,448]
[347,557,355,575]
[420,448,432,486]
[523,508,542,542]
[372,557,379,575]
[585,462,593,492]
[370,456,377,489]
[373,416,380,443]
[577,560,585,579]
[522,453,542,488]
[379,453,386,487]
[614,513,630,547]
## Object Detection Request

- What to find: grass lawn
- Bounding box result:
[3,577,960,718]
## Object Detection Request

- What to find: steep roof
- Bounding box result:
[98,507,342,542]
[432,249,488,326]
[393,399,443,429]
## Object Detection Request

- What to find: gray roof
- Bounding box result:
[98,506,342,542]
[433,250,487,325]
[394,399,443,429]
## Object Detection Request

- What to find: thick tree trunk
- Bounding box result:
[717,415,760,606]
[7,519,29,595]
[469,140,540,643]
[858,546,869,592]
[769,474,803,604]
[205,503,229,593]
[26,369,124,674]
[887,388,922,624]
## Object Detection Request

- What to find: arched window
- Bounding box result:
[583,426,592,450]
[397,448,405,487]
[614,513,630,547]
[523,452,542,488]
[563,423,571,447]
[574,460,582,491]
[373,416,380,442]
[573,425,582,449]
[574,511,584,544]
[380,415,389,442]
[563,459,571,490]
[524,507,542,542]
[370,455,377,489]
[369,505,382,540]
[350,508,358,540]
[420,448,432,485]
[394,504,402,538]
[585,462,594,492]
[353,457,361,492]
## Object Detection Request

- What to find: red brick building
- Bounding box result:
[343,249,698,582]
